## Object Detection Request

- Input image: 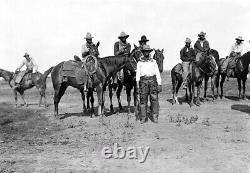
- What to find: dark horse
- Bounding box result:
[171,55,217,106]
[51,51,137,117]
[204,49,220,99]
[218,51,250,99]
[0,67,54,107]
[107,47,164,114]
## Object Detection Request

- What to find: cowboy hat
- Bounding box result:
[139,35,149,43]
[198,31,206,36]
[141,44,153,52]
[185,37,192,43]
[23,52,29,57]
[84,32,94,39]
[235,36,244,41]
[118,32,129,39]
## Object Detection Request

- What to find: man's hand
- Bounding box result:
[158,85,162,93]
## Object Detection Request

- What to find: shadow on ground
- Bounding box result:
[231,104,250,115]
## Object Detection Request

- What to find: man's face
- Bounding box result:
[25,56,30,61]
[143,51,150,57]
[199,35,205,40]
[236,40,242,45]
[86,38,92,44]
[120,37,127,43]
[185,42,191,47]
[140,41,146,46]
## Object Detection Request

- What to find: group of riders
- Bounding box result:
[13,31,247,124]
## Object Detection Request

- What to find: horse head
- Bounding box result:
[153,48,164,73]
[89,41,100,57]
[131,44,143,62]
[204,55,218,75]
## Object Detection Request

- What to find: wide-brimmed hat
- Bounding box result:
[23,52,29,57]
[141,45,153,52]
[139,35,149,43]
[198,31,206,37]
[235,36,244,41]
[185,37,192,43]
[84,32,94,39]
[118,32,129,39]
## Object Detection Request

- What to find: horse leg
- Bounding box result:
[211,75,216,100]
[204,75,208,99]
[242,77,247,100]
[54,84,67,117]
[175,80,182,104]
[79,88,87,115]
[90,89,94,116]
[220,75,226,99]
[126,85,132,114]
[189,83,195,107]
[86,88,90,110]
[96,84,104,116]
[196,85,201,106]
[215,73,220,98]
[108,84,114,113]
[117,82,123,111]
[237,78,242,99]
[13,89,18,107]
[19,90,28,107]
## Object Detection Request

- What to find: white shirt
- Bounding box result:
[136,59,161,85]
[18,57,38,72]
[81,43,89,54]
[229,42,243,54]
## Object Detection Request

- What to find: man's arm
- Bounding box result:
[16,60,25,71]
[204,40,210,52]
[194,41,204,52]
[31,58,38,72]
[124,43,131,55]
[81,44,89,58]
[180,48,186,61]
[114,42,120,56]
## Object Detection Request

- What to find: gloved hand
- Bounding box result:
[158,85,162,93]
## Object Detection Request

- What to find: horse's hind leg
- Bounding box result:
[108,84,114,113]
[220,75,226,99]
[204,76,208,99]
[126,85,132,114]
[79,88,87,115]
[19,90,28,107]
[54,84,67,117]
[237,78,242,99]
[13,89,18,107]
[242,77,247,100]
[117,82,123,111]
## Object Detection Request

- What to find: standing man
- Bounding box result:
[180,38,196,89]
[221,36,244,74]
[194,31,210,61]
[113,32,131,88]
[14,52,38,87]
[81,32,95,61]
[138,35,149,49]
[136,45,162,124]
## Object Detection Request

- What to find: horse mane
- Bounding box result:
[98,56,127,65]
[0,68,14,82]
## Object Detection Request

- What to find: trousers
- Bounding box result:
[139,75,159,121]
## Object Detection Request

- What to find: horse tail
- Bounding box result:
[37,66,54,89]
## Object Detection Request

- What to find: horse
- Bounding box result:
[218,51,250,99]
[107,47,164,115]
[171,54,217,106]
[52,53,137,117]
[204,49,220,100]
[0,67,54,107]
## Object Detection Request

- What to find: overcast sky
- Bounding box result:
[0,0,250,72]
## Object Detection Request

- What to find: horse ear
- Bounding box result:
[134,44,138,49]
[161,49,164,53]
[96,41,100,47]
[153,48,156,52]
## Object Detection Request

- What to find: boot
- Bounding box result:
[152,114,158,123]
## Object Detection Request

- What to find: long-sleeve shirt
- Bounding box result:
[81,42,95,58]
[194,39,210,54]
[136,58,161,85]
[114,41,131,56]
[180,46,196,62]
[17,58,38,72]
[229,42,243,55]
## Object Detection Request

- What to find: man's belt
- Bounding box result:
[140,75,156,81]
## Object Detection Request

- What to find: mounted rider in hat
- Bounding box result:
[113,32,131,88]
[194,31,210,61]
[136,45,162,124]
[138,35,149,49]
[81,32,96,62]
[14,52,38,87]
[180,38,196,89]
[221,36,244,74]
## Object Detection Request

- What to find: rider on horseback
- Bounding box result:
[221,36,244,74]
[113,32,131,89]
[136,45,162,124]
[194,31,210,61]
[14,52,38,88]
[180,38,196,89]
[81,32,96,61]
[138,35,149,49]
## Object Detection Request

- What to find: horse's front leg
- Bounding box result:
[242,77,247,100]
[79,88,87,115]
[13,89,18,108]
[211,75,216,100]
[237,78,242,99]
[204,75,208,99]
[196,84,201,106]
[96,84,103,116]
[20,91,28,107]
[220,75,226,99]
[117,82,123,111]
[189,83,195,107]
[126,85,132,114]
[108,84,114,113]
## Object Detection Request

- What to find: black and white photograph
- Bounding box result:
[0,0,250,172]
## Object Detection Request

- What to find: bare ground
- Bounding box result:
[0,72,250,173]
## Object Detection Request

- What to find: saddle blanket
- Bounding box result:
[61,60,86,84]
[15,71,27,83]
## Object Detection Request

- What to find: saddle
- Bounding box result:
[61,60,86,84]
[14,71,32,84]
[227,56,239,69]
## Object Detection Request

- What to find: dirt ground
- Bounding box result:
[0,72,250,173]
